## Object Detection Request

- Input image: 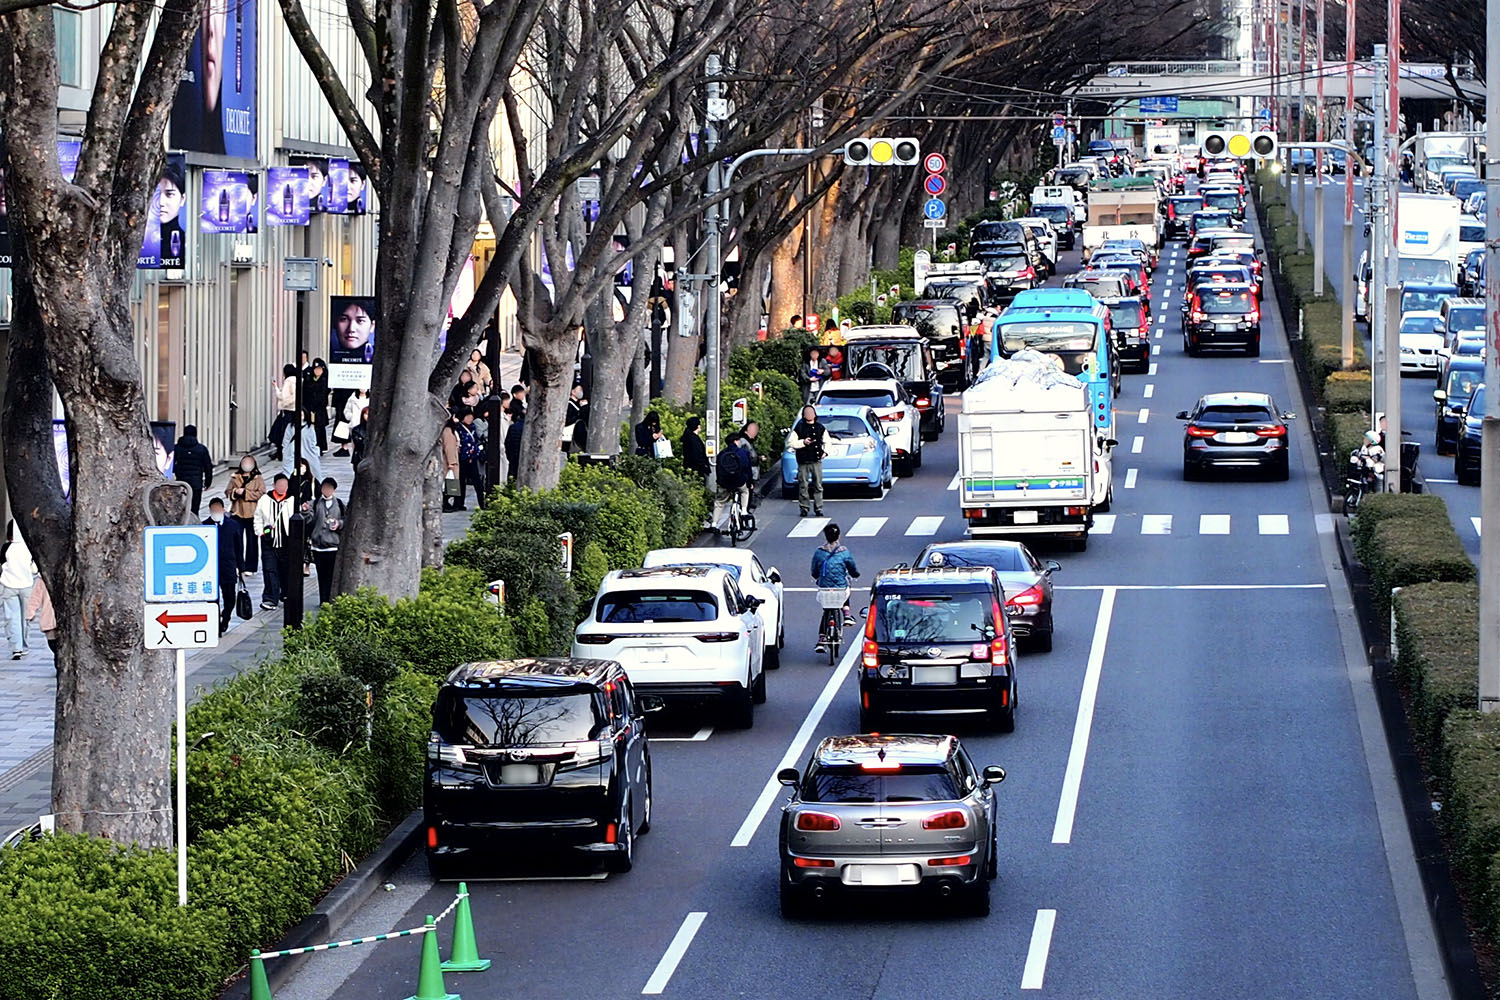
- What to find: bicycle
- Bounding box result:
[726,487,756,547]
[816,586,851,665]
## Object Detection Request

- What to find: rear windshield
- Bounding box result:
[1198,404,1274,424]
[917,545,1028,572]
[803,764,960,803]
[1032,204,1071,224]
[985,253,1030,271]
[1447,368,1481,399]
[1461,225,1486,243]
[1203,191,1240,211]
[1210,236,1256,252]
[873,589,993,643]
[1171,197,1203,212]
[1198,291,1254,314]
[1194,212,1232,228]
[1107,302,1143,329]
[597,591,717,623]
[819,389,896,407]
[820,415,873,439]
[1401,289,1455,313]
[891,304,962,338]
[846,343,921,380]
[434,690,604,746]
[1400,314,1440,334]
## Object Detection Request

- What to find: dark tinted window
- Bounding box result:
[1203,191,1240,211]
[873,588,993,643]
[1446,367,1480,400]
[917,545,1027,572]
[434,690,604,746]
[1107,302,1144,329]
[1198,403,1274,424]
[1197,291,1254,314]
[891,303,963,339]
[1461,225,1486,243]
[1033,204,1071,224]
[1468,386,1487,416]
[819,389,896,407]
[597,591,717,623]
[803,764,960,803]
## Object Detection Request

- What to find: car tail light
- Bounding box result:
[796,812,841,832]
[605,821,618,844]
[928,855,972,867]
[878,412,902,422]
[1255,424,1287,437]
[427,826,439,848]
[914,397,931,409]
[695,632,740,642]
[1246,309,1259,322]
[860,760,902,771]
[862,638,878,669]
[1191,309,1206,321]
[1007,583,1045,608]
[793,857,835,868]
[1021,267,1035,280]
[922,810,968,830]
[574,633,612,644]
[1186,425,1217,438]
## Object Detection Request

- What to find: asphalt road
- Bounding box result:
[271,198,1447,1000]
[1289,174,1482,561]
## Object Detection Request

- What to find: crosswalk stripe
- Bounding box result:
[1259,514,1290,535]
[848,517,886,537]
[788,517,830,538]
[946,472,960,491]
[1152,344,1161,355]
[1137,408,1149,424]
[905,516,944,536]
[1141,514,1173,535]
[1199,514,1231,535]
[1093,514,1116,534]
[1474,516,1483,537]
[1124,468,1138,489]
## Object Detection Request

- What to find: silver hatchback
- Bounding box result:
[776,734,1005,917]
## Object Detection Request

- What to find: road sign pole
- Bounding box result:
[176,646,187,906]
[1341,0,1357,367]
[1313,0,1326,299]
[1478,0,1500,711]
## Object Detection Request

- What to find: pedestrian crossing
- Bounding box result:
[782,512,1309,540]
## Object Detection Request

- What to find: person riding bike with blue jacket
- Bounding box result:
[811,522,859,653]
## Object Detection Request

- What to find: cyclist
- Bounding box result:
[811,522,859,653]
[712,430,754,532]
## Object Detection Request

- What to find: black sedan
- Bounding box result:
[911,541,1059,652]
[1178,391,1295,481]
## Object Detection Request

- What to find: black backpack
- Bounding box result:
[715,445,744,488]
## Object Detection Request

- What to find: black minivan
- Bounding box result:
[425,658,658,878]
[858,566,1018,733]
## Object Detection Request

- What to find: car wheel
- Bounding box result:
[605,796,634,874]
[882,464,893,491]
[1457,455,1479,486]
[993,689,1016,733]
[752,665,767,704]
[913,439,923,468]
[986,830,998,880]
[965,874,992,917]
[1031,628,1053,654]
[1247,335,1261,358]
[897,454,916,478]
[765,641,781,669]
[638,764,652,834]
[728,686,755,729]
[1183,461,1199,482]
[779,872,810,919]
[1271,453,1290,481]
[1097,488,1111,514]
[781,484,797,500]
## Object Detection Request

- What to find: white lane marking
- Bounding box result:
[1316,513,1336,535]
[1092,514,1116,534]
[1137,408,1149,424]
[654,726,714,743]
[1143,384,1154,399]
[1155,314,1165,324]
[1148,363,1158,376]
[787,517,830,538]
[1473,517,1483,537]
[946,472,960,491]
[1152,344,1161,355]
[1257,359,1291,364]
[1259,514,1290,535]
[731,638,859,847]
[1426,478,1458,484]
[1053,587,1116,844]
[1199,513,1231,535]
[1155,330,1163,339]
[1057,583,1326,591]
[1131,436,1143,454]
[642,911,708,994]
[848,516,886,537]
[906,516,944,536]
[1124,468,1138,489]
[1021,909,1058,990]
[1141,514,1172,535]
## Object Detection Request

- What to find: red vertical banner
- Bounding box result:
[1344,0,1356,223]
[1389,0,1401,246]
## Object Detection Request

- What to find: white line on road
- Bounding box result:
[1152,344,1161,355]
[1474,517,1482,537]
[654,726,714,743]
[848,516,886,537]
[1137,408,1149,424]
[906,516,944,536]
[1154,330,1163,339]
[1091,514,1116,534]
[1257,359,1291,364]
[731,639,859,847]
[1259,514,1290,535]
[1053,588,1116,844]
[642,912,707,994]
[1141,514,1172,535]
[1021,909,1058,990]
[1143,384,1154,398]
[1148,363,1158,376]
[787,517,830,538]
[1426,478,1458,484]
[1131,436,1143,454]
[1199,514,1231,535]
[1124,468,1138,489]
[1057,583,1327,591]
[946,472,960,491]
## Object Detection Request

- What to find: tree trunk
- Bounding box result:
[767,235,802,334]
[584,294,629,457]
[515,326,577,489]
[662,227,698,403]
[420,438,444,570]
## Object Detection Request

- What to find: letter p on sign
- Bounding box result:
[144,526,219,602]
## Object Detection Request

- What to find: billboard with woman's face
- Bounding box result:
[329,296,377,389]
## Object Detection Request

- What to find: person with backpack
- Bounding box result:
[713,431,754,531]
[307,477,345,605]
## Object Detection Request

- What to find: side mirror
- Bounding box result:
[1103,438,1118,449]
[638,694,666,714]
[1175,410,1191,420]
[744,596,763,611]
[860,605,870,619]
[767,567,782,585]
[777,767,800,787]
[1434,389,1448,403]
[983,766,1007,785]
[1045,560,1062,573]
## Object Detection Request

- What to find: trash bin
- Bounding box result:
[1401,440,1421,494]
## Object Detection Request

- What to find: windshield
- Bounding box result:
[434,690,603,746]
[1198,291,1254,314]
[1211,236,1256,252]
[1033,204,1071,224]
[1447,307,1485,333]
[1203,191,1240,211]
[874,590,993,643]
[1398,258,1454,283]
[997,321,1100,368]
[985,253,1029,272]
[1171,197,1203,214]
[917,545,1028,572]
[1107,302,1143,329]
[1447,368,1480,400]
[819,389,895,407]
[1427,156,1467,174]
[802,765,960,804]
[846,343,920,380]
[1400,314,1441,334]
[597,591,717,623]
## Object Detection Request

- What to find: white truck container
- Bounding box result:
[1082,185,1161,259]
[958,352,1114,550]
[1033,184,1085,224]
[1145,124,1180,159]
[1396,192,1461,283]
[1416,133,1476,193]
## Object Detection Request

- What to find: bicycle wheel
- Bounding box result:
[828,618,841,666]
[728,508,742,547]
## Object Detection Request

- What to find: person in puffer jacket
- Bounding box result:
[810,522,859,652]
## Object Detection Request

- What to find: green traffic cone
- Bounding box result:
[248,952,274,1000]
[403,918,460,1000]
[441,883,492,972]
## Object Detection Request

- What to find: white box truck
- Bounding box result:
[958,352,1114,550]
[1082,180,1161,259]
[1396,192,1461,283]
[1145,124,1180,159]
[1416,133,1476,193]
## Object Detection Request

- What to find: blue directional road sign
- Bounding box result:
[144,525,218,603]
[1256,107,1273,123]
[1139,96,1179,114]
[1051,126,1066,141]
[923,198,946,220]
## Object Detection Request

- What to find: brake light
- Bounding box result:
[928,855,972,867]
[796,812,841,831]
[1246,309,1259,322]
[605,822,618,844]
[1255,424,1287,437]
[860,760,902,771]
[1021,267,1035,280]
[793,857,836,868]
[1186,425,1218,437]
[1007,583,1045,607]
[878,411,902,422]
[574,633,612,644]
[922,810,968,830]
[695,632,740,643]
[427,826,439,848]
[914,397,931,409]
[1191,310,1206,321]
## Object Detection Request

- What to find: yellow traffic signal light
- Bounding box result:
[845,137,920,167]
[1202,130,1277,159]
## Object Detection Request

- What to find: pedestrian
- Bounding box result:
[303,359,331,453]
[281,410,321,482]
[332,388,367,457]
[269,363,298,459]
[307,477,345,605]
[504,410,525,481]
[350,406,370,475]
[253,474,294,609]
[634,411,663,456]
[789,404,827,517]
[449,369,482,411]
[508,384,527,419]
[227,454,265,573]
[458,408,488,508]
[565,384,589,451]
[441,411,464,511]
[680,415,710,478]
[0,523,36,659]
[466,349,494,396]
[712,431,754,529]
[24,576,56,655]
[799,347,831,403]
[171,423,214,515]
[738,422,762,509]
[203,497,242,633]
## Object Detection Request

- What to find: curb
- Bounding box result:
[222,810,425,999]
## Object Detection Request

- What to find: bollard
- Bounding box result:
[403,918,460,1000]
[441,883,492,972]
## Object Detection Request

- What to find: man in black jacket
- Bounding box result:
[172,424,214,515]
[790,405,827,517]
[203,497,243,633]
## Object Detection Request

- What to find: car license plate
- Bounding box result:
[1221,431,1256,444]
[1013,510,1039,524]
[636,648,669,663]
[912,665,958,685]
[825,443,848,458]
[1215,322,1239,332]
[498,764,540,785]
[843,864,920,887]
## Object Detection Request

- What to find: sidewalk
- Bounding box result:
[0,351,522,835]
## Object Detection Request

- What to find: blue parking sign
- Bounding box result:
[144,526,218,603]
[923,198,946,220]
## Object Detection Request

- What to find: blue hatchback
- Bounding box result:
[780,404,894,499]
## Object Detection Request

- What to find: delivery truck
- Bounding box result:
[1082,178,1161,259]
[1396,192,1461,283]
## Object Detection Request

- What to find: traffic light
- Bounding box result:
[1201,130,1277,159]
[844,137,921,166]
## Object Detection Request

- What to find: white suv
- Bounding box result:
[814,377,923,475]
[572,566,766,728]
[641,547,785,668]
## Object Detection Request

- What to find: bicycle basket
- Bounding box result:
[817,587,851,608]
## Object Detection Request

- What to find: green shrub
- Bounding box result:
[1350,493,1454,563]
[1360,513,1476,624]
[1323,371,1372,413]
[573,540,610,605]
[731,332,817,381]
[368,669,438,817]
[1393,582,1479,759]
[754,370,802,422]
[556,463,661,568]
[295,669,369,753]
[615,455,703,549]
[1328,411,1371,468]
[1441,711,1500,939]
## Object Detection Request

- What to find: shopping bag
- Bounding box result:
[443,470,463,499]
[331,420,352,443]
[653,438,674,459]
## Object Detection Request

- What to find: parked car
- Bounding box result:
[842,329,946,438]
[640,547,786,667]
[780,403,894,498]
[890,300,972,391]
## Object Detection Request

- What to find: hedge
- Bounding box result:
[1442,711,1500,941]
[1393,582,1480,760]
[1328,411,1371,469]
[1350,492,1476,622]
[1350,493,1454,563]
[1323,371,1372,413]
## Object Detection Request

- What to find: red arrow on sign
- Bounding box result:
[156,609,209,627]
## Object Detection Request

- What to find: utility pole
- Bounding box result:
[1295,0,1307,252]
[702,54,724,465]
[1478,0,1500,711]
[1340,0,1356,365]
[1382,0,1403,493]
[1312,0,1325,297]
[1370,45,1388,434]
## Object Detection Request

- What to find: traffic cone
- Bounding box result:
[248,952,274,1000]
[441,883,492,972]
[402,918,460,1000]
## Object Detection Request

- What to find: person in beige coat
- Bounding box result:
[25,576,56,654]
[440,414,462,511]
[227,454,266,573]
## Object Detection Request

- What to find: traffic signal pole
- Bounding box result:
[1340,0,1357,367]
[1369,46,1389,444]
[1312,0,1325,299]
[1478,0,1500,711]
